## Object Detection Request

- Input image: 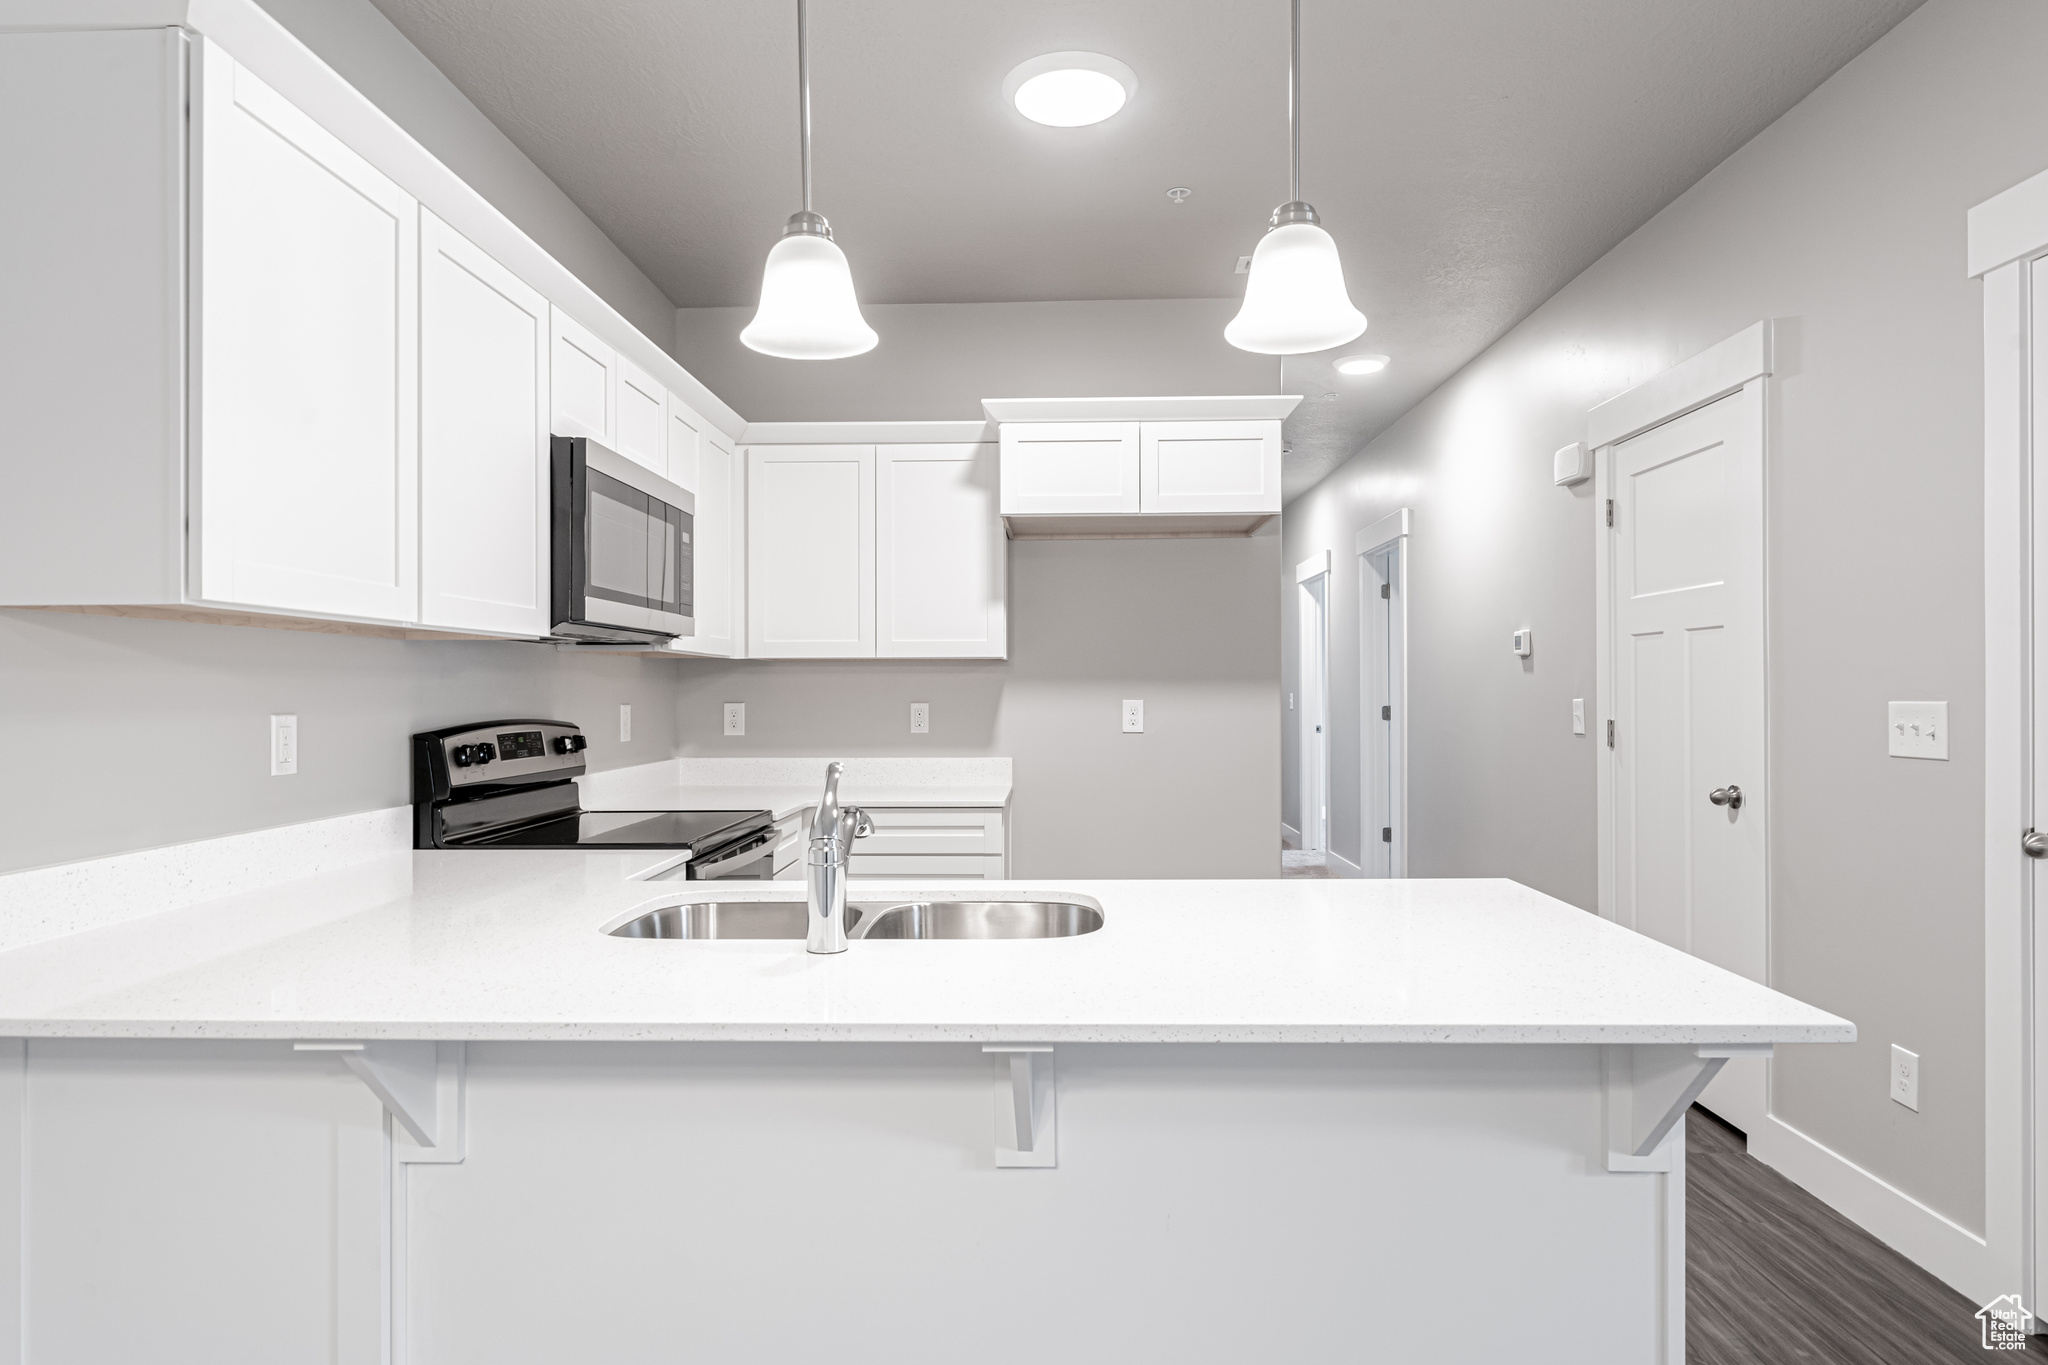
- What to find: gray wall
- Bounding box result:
[671,535,1280,880]
[1282,0,2044,1238]
[0,612,681,873]
[251,0,679,351]
[675,295,1286,879]
[676,299,1279,420]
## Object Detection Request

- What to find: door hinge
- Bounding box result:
[1607,719,1615,747]
[1381,705,1391,721]
[1605,499,1614,528]
[1382,827,1392,843]
[1380,583,1390,599]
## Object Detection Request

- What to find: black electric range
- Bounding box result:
[411,720,775,878]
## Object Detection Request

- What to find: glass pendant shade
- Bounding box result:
[1224,221,1367,356]
[740,228,877,360]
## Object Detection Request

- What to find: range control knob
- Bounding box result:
[554,734,587,755]
[451,744,477,768]
[473,742,497,764]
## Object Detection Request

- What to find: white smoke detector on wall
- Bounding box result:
[1554,442,1590,486]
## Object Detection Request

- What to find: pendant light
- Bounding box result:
[741,0,877,359]
[1224,0,1366,356]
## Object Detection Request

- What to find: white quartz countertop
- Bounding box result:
[0,851,1854,1045]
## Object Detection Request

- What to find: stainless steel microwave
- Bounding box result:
[550,436,693,644]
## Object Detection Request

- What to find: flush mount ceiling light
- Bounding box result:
[1334,353,1390,375]
[1003,51,1137,127]
[1225,0,1367,356]
[741,0,877,360]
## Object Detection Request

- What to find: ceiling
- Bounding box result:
[369,0,1921,496]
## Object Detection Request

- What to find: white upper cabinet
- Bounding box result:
[747,445,875,658]
[613,355,666,475]
[195,43,419,621]
[418,210,550,636]
[549,306,614,445]
[666,393,706,494]
[665,429,742,658]
[1140,420,1281,515]
[877,444,1006,658]
[998,422,1140,515]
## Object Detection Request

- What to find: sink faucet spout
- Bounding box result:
[806,762,870,954]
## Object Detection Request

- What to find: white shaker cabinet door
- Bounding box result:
[417,210,550,636]
[665,392,707,495]
[1140,419,1282,514]
[613,355,666,475]
[747,444,874,658]
[666,430,742,658]
[877,444,1005,658]
[549,306,614,445]
[194,43,419,621]
[998,422,1140,515]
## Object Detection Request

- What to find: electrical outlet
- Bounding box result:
[269,714,298,776]
[1572,698,1586,735]
[1887,701,1947,760]
[723,703,745,737]
[1122,699,1144,734]
[618,704,632,743]
[1891,1044,1919,1111]
[910,702,930,734]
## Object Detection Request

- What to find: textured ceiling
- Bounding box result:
[369,0,1921,496]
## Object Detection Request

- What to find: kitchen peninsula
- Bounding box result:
[0,847,1849,1363]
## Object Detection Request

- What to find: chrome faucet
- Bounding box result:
[805,762,871,954]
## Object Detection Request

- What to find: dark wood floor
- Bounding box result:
[1688,1106,2048,1363]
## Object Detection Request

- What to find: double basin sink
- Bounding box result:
[610,898,1103,941]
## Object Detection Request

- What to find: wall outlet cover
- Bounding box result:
[722,703,745,737]
[910,702,930,735]
[1887,701,1947,760]
[618,704,632,743]
[269,713,298,776]
[1122,699,1144,734]
[1890,1044,1919,1111]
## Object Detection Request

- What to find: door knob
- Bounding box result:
[2024,830,2048,859]
[1709,785,1743,810]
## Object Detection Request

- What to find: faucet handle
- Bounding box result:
[854,810,873,839]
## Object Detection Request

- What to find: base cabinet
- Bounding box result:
[8,1040,1678,1364]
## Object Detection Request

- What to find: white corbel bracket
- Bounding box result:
[296,1041,467,1163]
[982,1044,1056,1168]
[1604,1042,1771,1172]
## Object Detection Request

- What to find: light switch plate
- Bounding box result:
[1572,699,1585,735]
[1122,699,1144,734]
[722,703,745,737]
[1891,1044,1919,1111]
[618,704,632,743]
[1888,701,1947,760]
[910,702,930,735]
[269,714,297,776]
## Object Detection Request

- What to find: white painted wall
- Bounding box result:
[1282,0,2044,1243]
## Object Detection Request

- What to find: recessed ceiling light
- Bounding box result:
[1334,353,1390,375]
[1003,52,1137,127]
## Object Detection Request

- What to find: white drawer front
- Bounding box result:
[848,854,1005,880]
[856,808,1004,857]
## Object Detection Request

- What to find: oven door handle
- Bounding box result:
[688,827,775,877]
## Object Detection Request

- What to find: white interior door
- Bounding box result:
[1610,384,1768,1134]
[417,210,549,636]
[1298,567,1331,855]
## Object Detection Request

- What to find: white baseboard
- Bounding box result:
[1750,1111,1996,1303]
[1327,849,1365,879]
[1280,821,1301,847]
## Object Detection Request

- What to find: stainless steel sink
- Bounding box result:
[607,899,1103,941]
[608,901,808,939]
[853,900,1104,940]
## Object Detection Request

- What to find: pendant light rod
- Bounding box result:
[797,0,813,214]
[1289,0,1301,204]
